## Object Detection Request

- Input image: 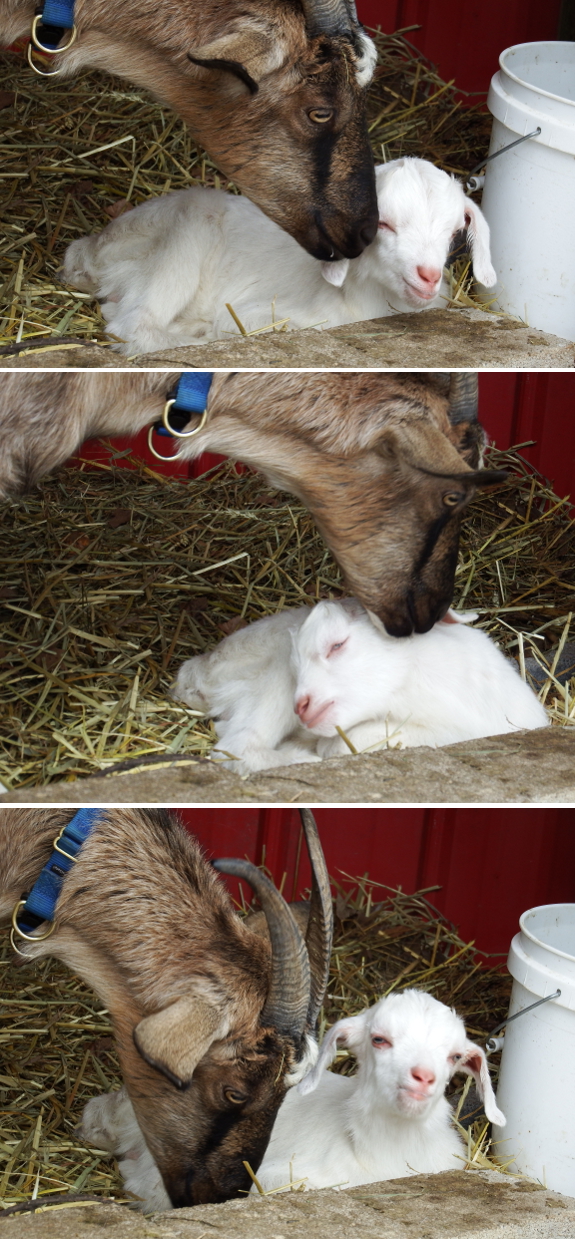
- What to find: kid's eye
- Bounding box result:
[328,640,346,656]
[378,221,395,232]
[449,1053,463,1064]
[371,1035,392,1048]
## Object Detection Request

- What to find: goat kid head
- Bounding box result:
[299,989,505,1126]
[5,808,332,1207]
[322,157,496,301]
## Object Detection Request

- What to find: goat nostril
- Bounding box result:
[411,1067,435,1085]
[295,696,310,719]
[416,265,441,286]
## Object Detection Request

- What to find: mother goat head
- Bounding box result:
[0,807,333,1205]
[0,370,505,636]
[2,0,378,259]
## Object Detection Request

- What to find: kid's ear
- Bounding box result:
[321,259,350,287]
[298,1014,366,1095]
[463,198,496,288]
[459,1041,506,1126]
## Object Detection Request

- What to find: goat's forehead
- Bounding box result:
[378,164,463,226]
[297,606,352,652]
[369,992,466,1047]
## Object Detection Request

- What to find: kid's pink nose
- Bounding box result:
[295,696,311,721]
[416,265,441,286]
[411,1066,436,1086]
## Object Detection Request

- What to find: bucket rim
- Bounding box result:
[519,902,575,966]
[499,41,575,110]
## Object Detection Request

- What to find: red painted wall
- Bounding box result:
[73,374,575,504]
[355,1,564,95]
[175,808,575,958]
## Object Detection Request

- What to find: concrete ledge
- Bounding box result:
[2,1171,574,1238]
[3,309,574,369]
[2,727,573,805]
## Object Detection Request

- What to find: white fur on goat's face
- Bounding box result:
[299,990,505,1126]
[325,158,496,304]
[291,600,404,735]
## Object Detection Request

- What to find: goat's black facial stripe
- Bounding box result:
[196,1107,245,1160]
[414,510,453,575]
[311,127,337,192]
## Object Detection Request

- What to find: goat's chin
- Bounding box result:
[395,1087,435,1117]
[402,280,440,306]
[300,702,337,734]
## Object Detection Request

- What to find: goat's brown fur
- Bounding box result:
[1,1,377,257]
[0,808,317,1205]
[0,371,499,635]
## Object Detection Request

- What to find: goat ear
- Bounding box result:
[298,1015,364,1095]
[375,427,401,463]
[321,259,350,287]
[188,29,279,94]
[459,1041,506,1126]
[441,609,479,625]
[134,996,224,1090]
[463,198,497,288]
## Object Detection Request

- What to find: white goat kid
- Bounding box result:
[172,601,548,775]
[62,159,496,354]
[256,989,506,1192]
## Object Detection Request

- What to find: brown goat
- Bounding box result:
[0,806,333,1206]
[0,370,505,636]
[2,0,378,258]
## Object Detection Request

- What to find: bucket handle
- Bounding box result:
[467,127,542,192]
[486,987,561,1053]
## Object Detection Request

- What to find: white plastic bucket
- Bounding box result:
[479,42,575,340]
[492,904,575,1194]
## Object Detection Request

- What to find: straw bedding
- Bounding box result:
[0,877,513,1210]
[0,29,493,347]
[0,443,573,792]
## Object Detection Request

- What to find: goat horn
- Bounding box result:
[212,858,310,1036]
[299,809,333,1031]
[300,0,354,36]
[448,373,478,424]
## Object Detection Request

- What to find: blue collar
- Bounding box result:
[148,372,214,461]
[32,0,76,50]
[155,372,214,438]
[12,808,101,943]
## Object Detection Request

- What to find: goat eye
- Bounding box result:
[328,641,345,656]
[371,1035,391,1048]
[224,1088,247,1104]
[443,492,463,507]
[308,108,333,123]
[449,1054,463,1064]
[378,220,395,232]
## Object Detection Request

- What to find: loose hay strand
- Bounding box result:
[0,29,493,345]
[0,444,573,791]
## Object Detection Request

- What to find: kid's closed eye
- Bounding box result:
[328,639,347,656]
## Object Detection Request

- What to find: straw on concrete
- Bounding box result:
[0,29,493,346]
[0,443,573,792]
[0,879,512,1209]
